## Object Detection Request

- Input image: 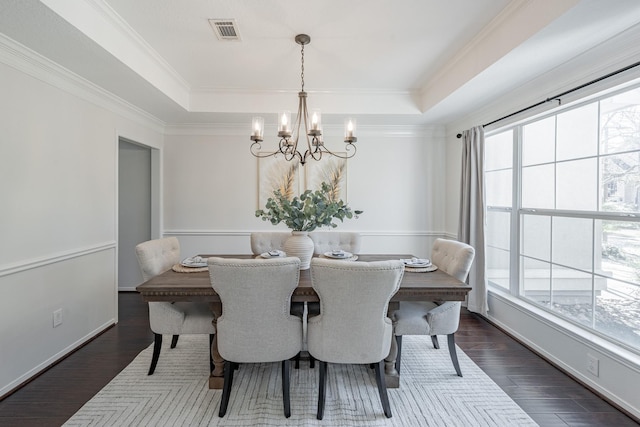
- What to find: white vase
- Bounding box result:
[284,231,315,270]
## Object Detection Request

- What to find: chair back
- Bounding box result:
[135,237,180,281]
[308,231,362,255]
[431,238,475,282]
[307,258,404,364]
[250,232,291,255]
[208,257,303,363]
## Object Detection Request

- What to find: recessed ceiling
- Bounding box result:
[2,0,640,126]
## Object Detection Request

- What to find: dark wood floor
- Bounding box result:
[0,293,638,426]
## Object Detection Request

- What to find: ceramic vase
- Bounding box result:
[284,231,315,270]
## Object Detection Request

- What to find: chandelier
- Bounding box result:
[250,34,357,165]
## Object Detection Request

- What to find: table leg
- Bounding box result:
[208,302,224,389]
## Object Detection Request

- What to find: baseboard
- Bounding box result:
[0,320,115,399]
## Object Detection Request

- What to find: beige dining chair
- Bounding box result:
[308,231,362,255]
[208,256,303,418]
[392,238,475,377]
[308,258,404,419]
[301,230,363,362]
[249,231,290,255]
[135,237,216,375]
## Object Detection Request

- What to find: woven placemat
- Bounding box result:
[319,254,359,261]
[404,265,438,273]
[172,264,208,273]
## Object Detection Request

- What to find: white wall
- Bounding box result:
[162,125,448,259]
[445,25,640,418]
[0,41,163,396]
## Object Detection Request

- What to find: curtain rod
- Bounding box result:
[456,59,640,138]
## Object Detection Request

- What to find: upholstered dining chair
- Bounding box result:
[392,238,475,377]
[208,256,303,418]
[308,258,404,420]
[249,231,290,255]
[135,237,216,375]
[308,231,362,255]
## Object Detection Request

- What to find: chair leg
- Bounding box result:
[293,352,300,369]
[209,334,215,373]
[282,360,291,418]
[219,361,235,417]
[170,335,179,348]
[447,334,462,377]
[431,335,440,349]
[148,333,162,375]
[317,361,327,420]
[395,335,402,374]
[374,360,392,418]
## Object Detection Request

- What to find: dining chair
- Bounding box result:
[308,258,404,420]
[136,237,216,375]
[135,237,216,375]
[303,231,363,346]
[208,256,303,418]
[308,231,362,255]
[392,238,475,377]
[249,231,290,255]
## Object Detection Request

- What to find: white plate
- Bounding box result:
[180,256,208,268]
[401,258,431,267]
[324,251,353,259]
[260,250,285,258]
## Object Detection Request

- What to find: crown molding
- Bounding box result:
[0,33,165,133]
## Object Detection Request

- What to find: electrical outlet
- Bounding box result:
[53,309,63,328]
[587,353,599,376]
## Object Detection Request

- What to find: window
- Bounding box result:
[485,85,640,353]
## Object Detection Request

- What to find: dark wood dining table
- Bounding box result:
[136,254,471,389]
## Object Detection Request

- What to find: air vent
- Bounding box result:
[209,19,241,41]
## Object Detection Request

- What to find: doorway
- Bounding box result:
[118,138,154,291]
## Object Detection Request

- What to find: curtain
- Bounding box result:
[458,126,488,316]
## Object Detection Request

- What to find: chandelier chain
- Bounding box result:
[300,43,305,92]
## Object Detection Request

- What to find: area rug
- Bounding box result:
[64,335,538,427]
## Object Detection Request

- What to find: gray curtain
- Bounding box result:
[458,126,488,316]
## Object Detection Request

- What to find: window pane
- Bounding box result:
[552,216,593,271]
[485,130,513,171]
[600,87,640,155]
[556,158,597,211]
[595,278,640,350]
[522,214,550,261]
[487,247,509,289]
[598,219,640,286]
[550,266,593,328]
[557,103,598,161]
[521,257,550,305]
[522,164,554,208]
[523,117,555,166]
[600,152,640,212]
[486,169,512,207]
[486,210,510,250]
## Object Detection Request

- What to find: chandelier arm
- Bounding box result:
[317,144,357,159]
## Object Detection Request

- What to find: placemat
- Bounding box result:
[172,264,208,273]
[404,265,438,273]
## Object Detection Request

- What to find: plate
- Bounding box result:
[180,256,208,268]
[401,258,431,267]
[324,251,353,259]
[260,250,285,258]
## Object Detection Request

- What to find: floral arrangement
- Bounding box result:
[255,182,363,232]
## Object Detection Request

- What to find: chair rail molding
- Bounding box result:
[0,241,116,278]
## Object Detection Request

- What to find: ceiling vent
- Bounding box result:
[209,19,241,41]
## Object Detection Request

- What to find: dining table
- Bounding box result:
[136,253,471,389]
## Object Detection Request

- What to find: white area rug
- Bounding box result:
[64,335,538,426]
